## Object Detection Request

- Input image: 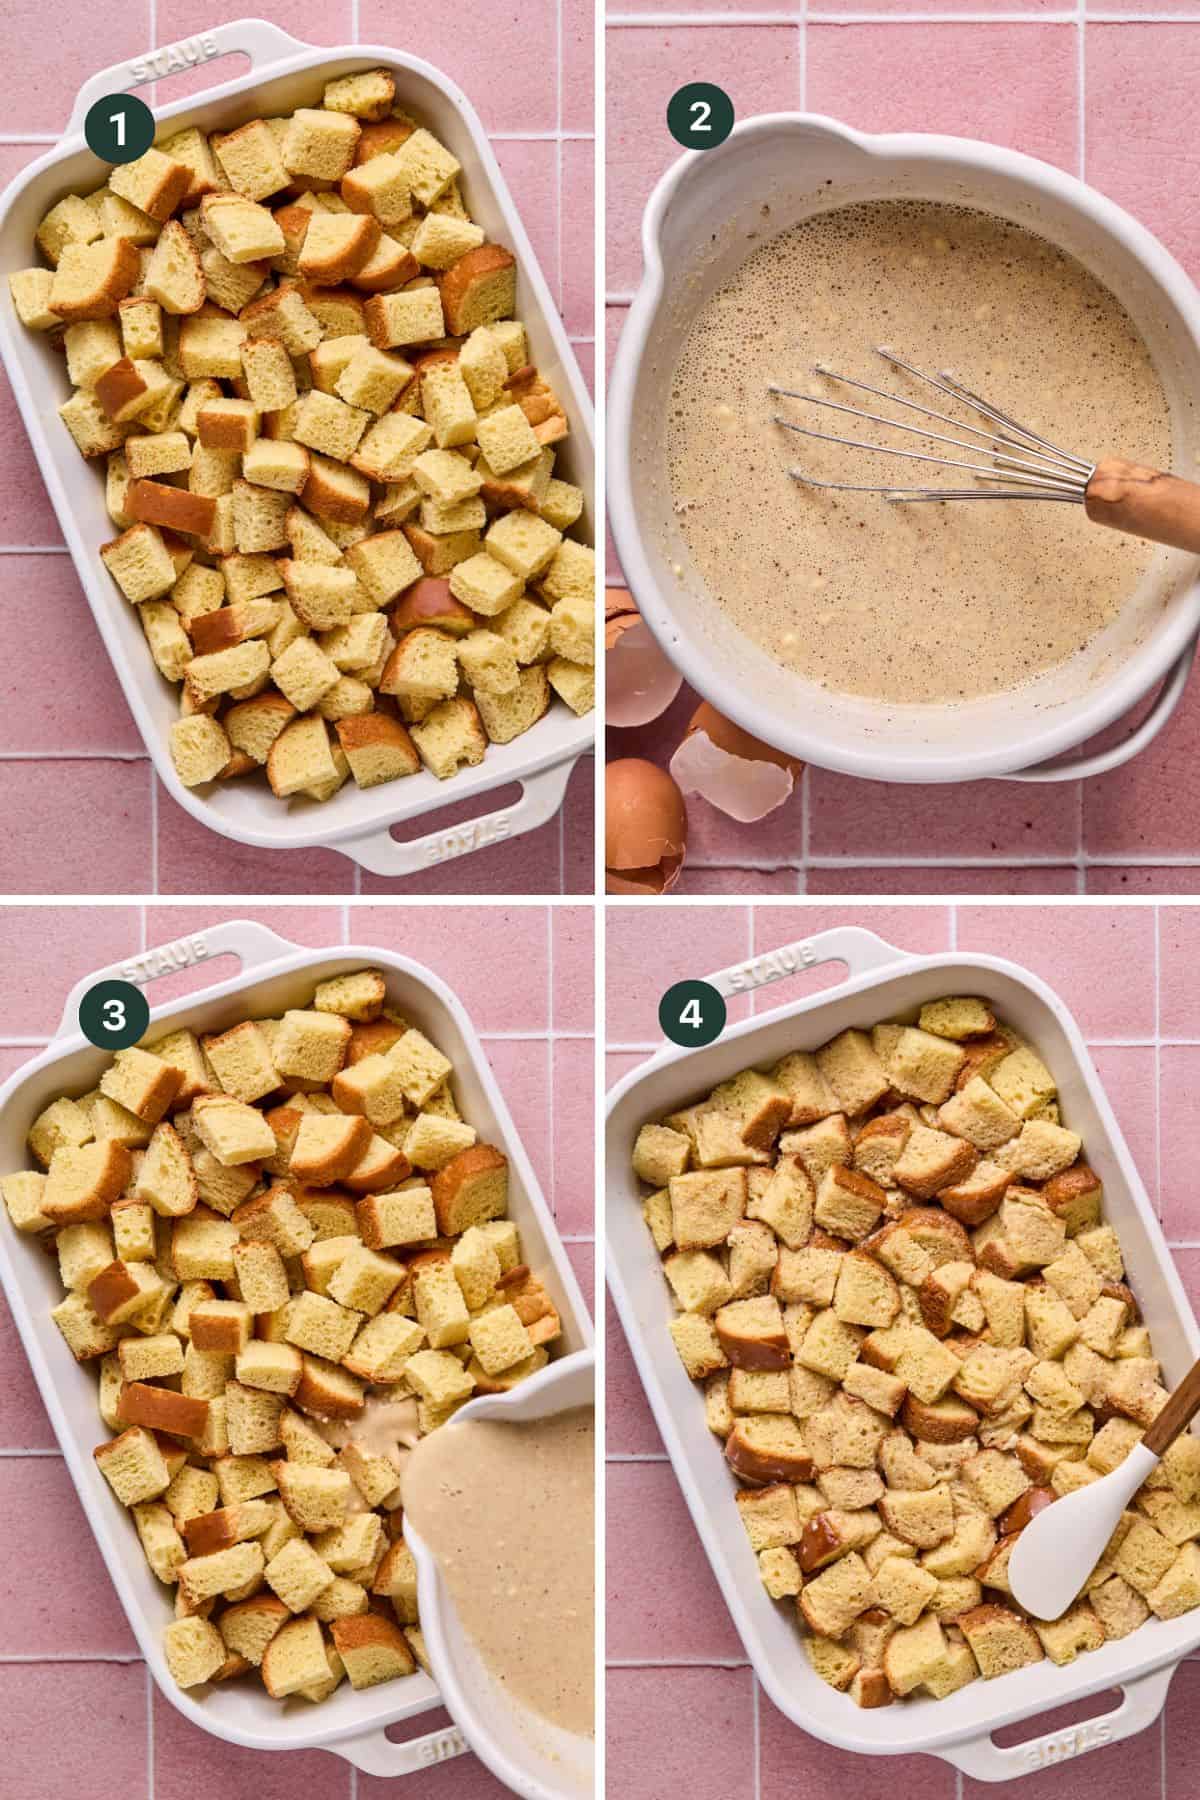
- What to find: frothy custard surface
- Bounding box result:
[665,199,1175,705]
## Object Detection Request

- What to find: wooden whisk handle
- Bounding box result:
[1085,458,1200,554]
[1143,1352,1200,1458]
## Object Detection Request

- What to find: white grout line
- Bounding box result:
[752,1674,762,1800]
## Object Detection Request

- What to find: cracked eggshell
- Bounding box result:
[669,703,803,824]
[605,758,688,895]
[605,586,684,728]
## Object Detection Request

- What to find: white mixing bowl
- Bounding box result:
[608,115,1200,783]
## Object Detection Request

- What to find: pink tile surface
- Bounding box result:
[0,1290,56,1448]
[564,0,596,132]
[1,0,593,897]
[3,0,151,132]
[807,24,1077,168]
[606,25,801,292]
[1,1662,148,1797]
[152,1685,349,1800]
[607,1286,666,1455]
[956,904,1156,1038]
[356,904,551,1031]
[603,9,1200,892]
[809,866,1081,895]
[606,901,755,1041]
[0,559,143,756]
[608,1666,756,1800]
[1086,25,1200,286]
[154,787,353,896]
[360,0,557,134]
[608,1463,744,1660]
[563,137,597,337]
[0,762,153,895]
[0,905,140,1033]
[760,1688,957,1800]
[553,1036,595,1233]
[0,1458,138,1653]
[553,904,596,1030]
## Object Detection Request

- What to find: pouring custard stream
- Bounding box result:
[665,198,1181,705]
[402,1405,595,1739]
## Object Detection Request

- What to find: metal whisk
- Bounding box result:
[769,346,1200,553]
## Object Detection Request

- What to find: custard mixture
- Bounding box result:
[666,199,1176,704]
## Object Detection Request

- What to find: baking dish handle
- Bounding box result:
[65,18,314,136]
[700,926,911,1005]
[331,1721,469,1778]
[935,1662,1177,1782]
[337,757,579,878]
[52,918,300,1040]
[1002,636,1196,783]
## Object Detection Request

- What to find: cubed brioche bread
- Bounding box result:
[16,86,591,815]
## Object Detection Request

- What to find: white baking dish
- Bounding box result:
[608,115,1200,785]
[605,924,1200,1782]
[0,20,594,879]
[409,1348,595,1800]
[0,917,593,1780]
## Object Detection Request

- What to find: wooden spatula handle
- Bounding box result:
[1086,458,1200,554]
[1143,1351,1200,1456]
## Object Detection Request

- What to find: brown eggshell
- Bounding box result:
[684,703,803,778]
[606,584,638,623]
[605,758,687,895]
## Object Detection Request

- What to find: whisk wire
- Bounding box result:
[773,346,1095,502]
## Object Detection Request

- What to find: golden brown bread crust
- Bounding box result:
[389,578,478,637]
[95,355,151,419]
[127,479,218,539]
[118,1380,210,1440]
[436,242,516,334]
[299,215,381,283]
[350,242,419,294]
[901,1393,980,1444]
[335,712,421,774]
[431,1143,507,1235]
[329,1609,416,1671]
[50,238,142,322]
[724,1419,814,1485]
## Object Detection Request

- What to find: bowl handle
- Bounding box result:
[699,925,911,1005]
[52,918,299,1040]
[331,1722,469,1778]
[935,1662,1176,1782]
[1002,638,1197,783]
[66,18,313,135]
[337,757,579,879]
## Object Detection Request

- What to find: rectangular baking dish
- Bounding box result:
[0,917,593,1781]
[0,20,595,881]
[605,924,1200,1783]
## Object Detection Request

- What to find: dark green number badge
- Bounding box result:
[667,84,735,151]
[659,979,727,1048]
[84,93,156,165]
[79,979,150,1050]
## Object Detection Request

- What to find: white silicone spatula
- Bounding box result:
[1008,1357,1200,1621]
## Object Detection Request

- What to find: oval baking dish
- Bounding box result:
[606,926,1200,1781]
[608,115,1200,785]
[0,21,594,879]
[0,918,593,1780]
